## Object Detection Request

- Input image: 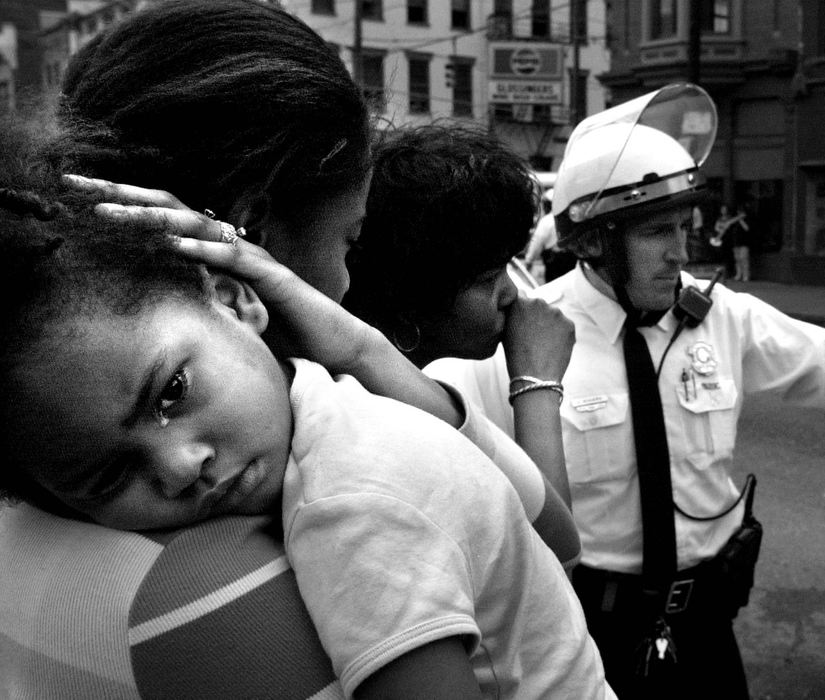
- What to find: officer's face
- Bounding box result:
[624,208,691,311]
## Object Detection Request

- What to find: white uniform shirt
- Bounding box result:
[427,264,825,573]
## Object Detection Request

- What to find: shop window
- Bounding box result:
[408,55,430,113]
[361,51,385,112]
[452,59,473,117]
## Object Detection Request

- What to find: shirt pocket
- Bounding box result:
[561,393,630,483]
[675,377,738,461]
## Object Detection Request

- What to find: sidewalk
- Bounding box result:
[686,265,825,326]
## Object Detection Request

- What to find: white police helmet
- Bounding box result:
[554,83,717,249]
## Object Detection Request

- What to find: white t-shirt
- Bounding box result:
[283,359,614,700]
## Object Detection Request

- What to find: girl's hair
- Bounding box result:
[0,186,209,503]
[45,0,371,234]
[343,122,536,330]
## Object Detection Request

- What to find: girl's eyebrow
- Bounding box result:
[123,350,168,428]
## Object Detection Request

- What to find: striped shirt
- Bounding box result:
[0,504,343,699]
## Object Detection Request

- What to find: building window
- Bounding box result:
[311,0,335,14]
[700,0,731,35]
[532,0,549,38]
[360,50,385,111]
[451,58,473,117]
[408,55,430,113]
[570,0,588,43]
[649,0,677,40]
[451,0,470,30]
[361,0,383,21]
[407,0,427,24]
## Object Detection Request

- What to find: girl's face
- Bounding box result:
[8,296,293,531]
[422,267,519,362]
[263,174,372,304]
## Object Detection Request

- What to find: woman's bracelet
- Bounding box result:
[508,376,564,405]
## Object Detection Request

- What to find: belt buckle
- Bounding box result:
[665,578,694,614]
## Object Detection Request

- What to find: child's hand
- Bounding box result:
[63,175,380,372]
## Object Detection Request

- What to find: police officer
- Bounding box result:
[426,84,825,699]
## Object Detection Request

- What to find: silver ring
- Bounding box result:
[218,220,240,246]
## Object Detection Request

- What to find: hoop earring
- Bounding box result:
[392,319,421,353]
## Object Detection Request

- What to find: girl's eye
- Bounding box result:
[154,368,190,425]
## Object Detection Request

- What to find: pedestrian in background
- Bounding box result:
[730,203,752,281]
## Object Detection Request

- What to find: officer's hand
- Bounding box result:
[502,295,575,382]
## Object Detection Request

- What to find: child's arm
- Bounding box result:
[354,637,482,699]
[65,176,464,428]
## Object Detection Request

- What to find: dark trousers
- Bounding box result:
[573,565,750,700]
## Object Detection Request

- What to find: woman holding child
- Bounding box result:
[1,1,611,697]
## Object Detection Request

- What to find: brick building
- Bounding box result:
[599,0,825,285]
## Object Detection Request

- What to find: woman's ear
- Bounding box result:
[230,192,272,248]
[210,273,269,335]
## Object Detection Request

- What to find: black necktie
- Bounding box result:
[623,321,676,603]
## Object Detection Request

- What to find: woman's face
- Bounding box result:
[263,173,372,303]
[8,296,293,531]
[421,267,519,362]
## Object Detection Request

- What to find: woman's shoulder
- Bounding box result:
[0,506,343,699]
[129,515,342,698]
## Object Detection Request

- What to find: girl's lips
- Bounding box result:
[201,459,265,517]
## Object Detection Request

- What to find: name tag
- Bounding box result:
[571,395,608,412]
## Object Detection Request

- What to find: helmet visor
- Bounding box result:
[561,83,717,224]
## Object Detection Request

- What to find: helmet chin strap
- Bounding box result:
[615,279,682,328]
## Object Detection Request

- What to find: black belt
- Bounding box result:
[572,561,717,615]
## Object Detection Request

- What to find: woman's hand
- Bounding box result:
[63,173,236,240]
[502,295,575,382]
[63,174,379,372]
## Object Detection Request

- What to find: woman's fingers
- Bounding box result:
[63,174,188,210]
[174,236,289,290]
[95,203,225,241]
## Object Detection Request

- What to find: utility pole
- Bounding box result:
[353,0,363,88]
[570,0,582,127]
[687,0,701,84]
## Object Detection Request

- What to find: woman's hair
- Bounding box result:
[0,181,209,504]
[343,122,536,330]
[45,0,371,235]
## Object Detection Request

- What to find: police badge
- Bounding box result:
[687,341,717,376]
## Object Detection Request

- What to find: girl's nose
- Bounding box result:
[153,441,216,498]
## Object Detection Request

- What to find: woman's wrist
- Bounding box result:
[508,376,564,405]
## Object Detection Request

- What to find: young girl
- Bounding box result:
[0,191,613,699]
